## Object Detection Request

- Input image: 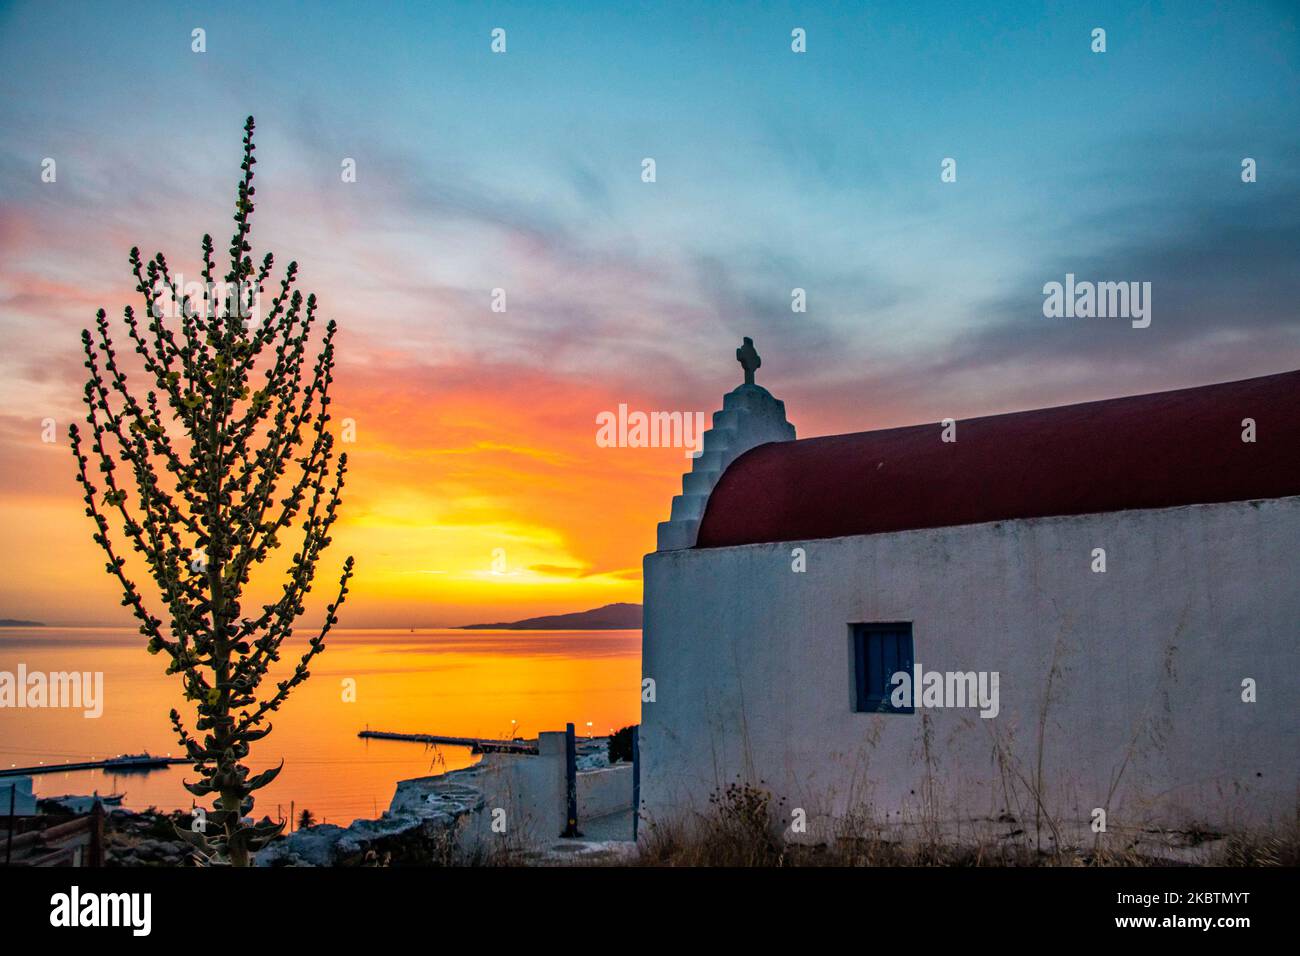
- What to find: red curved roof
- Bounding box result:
[695,369,1300,548]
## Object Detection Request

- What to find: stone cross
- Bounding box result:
[736,336,761,386]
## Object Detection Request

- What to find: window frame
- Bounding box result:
[850,622,915,714]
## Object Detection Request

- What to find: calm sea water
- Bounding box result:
[0,626,641,826]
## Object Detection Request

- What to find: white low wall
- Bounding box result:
[578,764,633,820]
[447,733,568,851]
[395,735,636,854]
[641,497,1300,839]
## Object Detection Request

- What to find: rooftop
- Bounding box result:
[694,369,1300,549]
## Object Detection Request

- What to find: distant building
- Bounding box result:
[641,348,1298,845]
[0,775,37,815]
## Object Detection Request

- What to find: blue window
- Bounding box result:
[852,623,914,714]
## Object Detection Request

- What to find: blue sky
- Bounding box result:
[0,1,1298,622]
[3,0,1297,430]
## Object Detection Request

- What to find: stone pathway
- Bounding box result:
[529,809,638,865]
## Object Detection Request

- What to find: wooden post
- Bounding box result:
[87,799,105,867]
[4,785,14,866]
[631,725,641,842]
[561,722,580,838]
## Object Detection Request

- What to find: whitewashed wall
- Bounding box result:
[640,497,1299,839]
[577,764,634,820]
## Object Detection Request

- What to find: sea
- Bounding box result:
[0,626,641,826]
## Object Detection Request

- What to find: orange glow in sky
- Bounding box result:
[0,344,698,626]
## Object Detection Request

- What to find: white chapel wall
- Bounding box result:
[640,496,1299,840]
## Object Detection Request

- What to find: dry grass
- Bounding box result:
[1209,828,1300,867]
[635,782,1298,867]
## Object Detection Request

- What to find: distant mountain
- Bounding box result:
[0,619,45,627]
[459,603,642,630]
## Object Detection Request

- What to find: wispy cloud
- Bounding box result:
[1,0,1297,624]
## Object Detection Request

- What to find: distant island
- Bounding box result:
[0,619,45,627]
[459,602,642,630]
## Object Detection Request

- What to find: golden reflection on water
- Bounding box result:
[0,627,641,826]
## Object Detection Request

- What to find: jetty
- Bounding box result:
[0,756,187,778]
[357,730,538,754]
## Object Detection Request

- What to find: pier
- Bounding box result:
[357,730,538,754]
[0,756,188,778]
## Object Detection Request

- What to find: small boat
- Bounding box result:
[102,752,168,770]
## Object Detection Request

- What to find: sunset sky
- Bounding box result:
[1,1,1297,627]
